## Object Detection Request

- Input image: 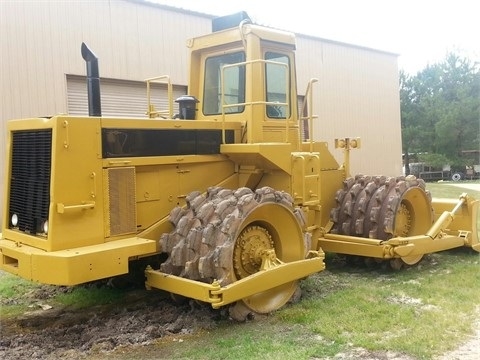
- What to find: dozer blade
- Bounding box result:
[430,194,480,252]
[321,193,480,263]
[385,193,480,257]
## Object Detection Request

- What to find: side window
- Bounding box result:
[203,52,245,115]
[265,52,290,119]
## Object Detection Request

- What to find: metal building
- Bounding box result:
[0,0,403,219]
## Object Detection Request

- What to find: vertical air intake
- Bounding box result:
[81,42,102,117]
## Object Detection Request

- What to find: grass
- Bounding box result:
[53,285,125,308]
[281,250,479,359]
[1,180,479,359]
[426,180,480,199]
[93,247,479,360]
[0,274,41,317]
[0,278,125,317]
[0,272,38,298]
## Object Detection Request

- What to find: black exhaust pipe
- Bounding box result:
[81,42,102,117]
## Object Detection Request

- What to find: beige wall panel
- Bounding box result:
[1,0,211,122]
[296,36,403,176]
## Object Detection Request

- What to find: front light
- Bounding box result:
[11,213,18,227]
[42,220,49,234]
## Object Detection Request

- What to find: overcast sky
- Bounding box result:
[149,0,478,74]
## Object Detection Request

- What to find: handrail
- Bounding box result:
[300,78,318,152]
[145,75,173,119]
[57,202,95,213]
[220,59,290,144]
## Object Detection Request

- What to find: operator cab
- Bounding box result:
[186,12,300,145]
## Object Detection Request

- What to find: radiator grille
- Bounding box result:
[9,130,52,234]
[105,167,137,236]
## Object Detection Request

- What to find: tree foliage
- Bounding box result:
[400,52,480,170]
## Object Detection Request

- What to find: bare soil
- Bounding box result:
[0,282,225,360]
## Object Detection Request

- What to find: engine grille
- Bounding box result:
[104,167,137,237]
[9,130,52,234]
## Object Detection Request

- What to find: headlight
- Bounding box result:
[42,220,49,234]
[11,213,18,227]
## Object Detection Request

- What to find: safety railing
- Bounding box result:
[145,75,173,119]
[300,78,319,152]
[220,59,290,144]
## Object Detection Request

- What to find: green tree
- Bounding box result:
[399,71,418,174]
[400,52,480,172]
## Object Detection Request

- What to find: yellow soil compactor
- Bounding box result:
[1,12,478,319]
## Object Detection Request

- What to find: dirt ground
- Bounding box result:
[0,282,224,360]
[1,277,479,360]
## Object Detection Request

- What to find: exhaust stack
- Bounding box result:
[81,42,102,117]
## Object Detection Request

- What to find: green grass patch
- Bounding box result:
[279,250,480,359]
[0,272,39,298]
[53,285,125,309]
[426,180,480,199]
[0,272,125,317]
[0,274,43,316]
[142,320,342,360]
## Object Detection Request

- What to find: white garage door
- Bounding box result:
[67,75,187,118]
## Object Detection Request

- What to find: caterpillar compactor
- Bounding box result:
[1,13,478,318]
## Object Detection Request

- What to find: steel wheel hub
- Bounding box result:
[395,202,412,237]
[234,225,274,279]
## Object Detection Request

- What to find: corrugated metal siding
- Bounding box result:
[66,75,186,117]
[0,0,211,122]
[295,36,402,176]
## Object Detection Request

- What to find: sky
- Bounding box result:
[149,0,478,74]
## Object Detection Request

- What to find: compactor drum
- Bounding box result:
[330,175,434,268]
[160,187,306,314]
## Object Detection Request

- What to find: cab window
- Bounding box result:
[203,52,245,115]
[265,52,290,119]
